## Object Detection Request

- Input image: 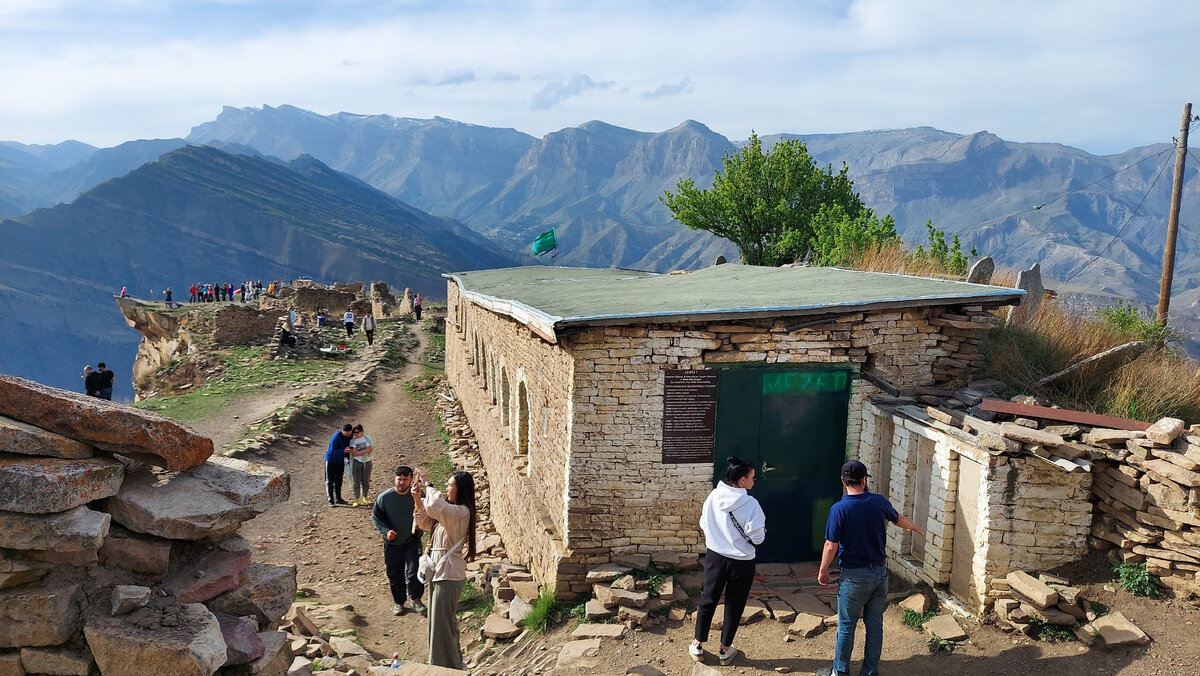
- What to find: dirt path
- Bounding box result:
[188,382,325,449]
[236,323,450,663]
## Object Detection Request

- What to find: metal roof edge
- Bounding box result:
[445,273,562,341]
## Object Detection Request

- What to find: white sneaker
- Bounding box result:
[688,641,704,662]
[718,645,739,665]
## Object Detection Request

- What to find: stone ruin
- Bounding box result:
[0,374,296,676]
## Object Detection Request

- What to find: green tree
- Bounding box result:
[911,222,977,275]
[767,203,901,267]
[660,132,868,265]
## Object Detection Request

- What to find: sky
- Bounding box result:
[1,0,1197,155]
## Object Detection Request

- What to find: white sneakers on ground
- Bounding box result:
[718,645,739,665]
[688,640,704,662]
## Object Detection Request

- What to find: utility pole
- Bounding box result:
[1157,102,1192,324]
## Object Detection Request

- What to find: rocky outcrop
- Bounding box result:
[0,374,296,675]
[0,374,214,470]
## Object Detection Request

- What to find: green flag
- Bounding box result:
[531,228,558,256]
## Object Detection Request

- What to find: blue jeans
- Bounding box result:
[833,563,888,676]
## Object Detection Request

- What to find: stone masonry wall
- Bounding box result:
[211,305,287,345]
[858,400,1093,610]
[445,284,578,598]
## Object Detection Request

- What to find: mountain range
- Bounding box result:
[0,145,519,398]
[1,104,1198,393]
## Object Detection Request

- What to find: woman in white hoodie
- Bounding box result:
[691,456,766,666]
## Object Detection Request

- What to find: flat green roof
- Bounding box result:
[444,265,1022,339]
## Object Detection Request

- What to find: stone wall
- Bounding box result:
[446,284,578,598]
[211,305,287,345]
[263,287,357,316]
[0,375,295,675]
[858,399,1093,611]
[448,276,1001,596]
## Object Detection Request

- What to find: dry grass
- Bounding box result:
[836,246,1200,424]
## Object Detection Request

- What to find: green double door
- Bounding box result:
[713,366,852,562]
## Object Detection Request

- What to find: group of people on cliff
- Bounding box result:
[323,422,477,669]
[81,362,114,399]
[184,280,269,304]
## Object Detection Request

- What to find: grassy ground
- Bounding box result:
[135,344,345,423]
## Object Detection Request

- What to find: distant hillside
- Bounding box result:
[0,145,521,397]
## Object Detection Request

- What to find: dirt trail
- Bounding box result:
[188,382,325,449]
[234,324,450,663]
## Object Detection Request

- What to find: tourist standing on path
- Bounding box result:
[691,456,765,666]
[816,460,925,676]
[348,424,374,505]
[82,366,102,397]
[413,293,423,321]
[371,466,427,616]
[324,424,354,506]
[361,312,377,346]
[343,307,355,338]
[189,284,198,303]
[96,363,114,400]
[163,287,173,308]
[413,468,475,670]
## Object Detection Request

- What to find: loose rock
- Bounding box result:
[0,456,123,514]
[111,585,152,615]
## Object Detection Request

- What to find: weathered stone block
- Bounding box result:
[111,584,152,616]
[0,577,83,648]
[0,374,214,470]
[0,456,122,514]
[84,599,228,676]
[206,563,298,630]
[165,547,251,603]
[98,528,172,575]
[0,506,109,552]
[18,646,94,676]
[216,612,266,666]
[0,415,93,459]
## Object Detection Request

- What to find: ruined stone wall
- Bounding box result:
[859,400,1093,610]
[261,288,357,316]
[210,304,286,345]
[0,375,295,675]
[445,284,577,598]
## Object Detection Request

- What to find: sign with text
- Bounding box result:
[661,369,718,464]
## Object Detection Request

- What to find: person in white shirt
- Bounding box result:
[361,312,377,346]
[690,456,766,666]
[348,424,374,506]
[343,307,355,338]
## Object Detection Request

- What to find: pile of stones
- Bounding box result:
[0,374,296,676]
[994,570,1149,646]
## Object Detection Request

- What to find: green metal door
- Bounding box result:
[714,366,852,562]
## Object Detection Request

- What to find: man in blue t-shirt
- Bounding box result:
[816,460,925,676]
[325,424,354,506]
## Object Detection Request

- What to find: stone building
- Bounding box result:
[444,265,1094,603]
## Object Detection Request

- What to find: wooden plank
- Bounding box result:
[784,312,857,332]
[862,369,901,396]
[979,399,1150,431]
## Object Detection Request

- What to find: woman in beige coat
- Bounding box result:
[413,469,476,669]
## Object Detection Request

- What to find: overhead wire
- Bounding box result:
[1057,148,1176,286]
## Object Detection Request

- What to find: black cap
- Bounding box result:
[841,459,870,483]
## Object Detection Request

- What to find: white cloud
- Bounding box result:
[0,0,1193,153]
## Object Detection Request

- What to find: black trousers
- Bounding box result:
[384,538,424,604]
[414,306,422,320]
[694,550,756,647]
[365,329,375,346]
[345,322,354,337]
[325,460,345,503]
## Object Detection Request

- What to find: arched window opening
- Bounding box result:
[517,382,530,456]
[500,368,511,427]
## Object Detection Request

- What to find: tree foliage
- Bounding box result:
[910,222,976,276]
[767,203,901,268]
[660,133,869,266]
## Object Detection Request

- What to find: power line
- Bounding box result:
[956,146,1176,235]
[1059,149,1176,286]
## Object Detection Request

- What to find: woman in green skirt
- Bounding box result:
[413,469,476,669]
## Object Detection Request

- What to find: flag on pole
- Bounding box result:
[531,228,558,256]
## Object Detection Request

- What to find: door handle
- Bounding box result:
[762,463,776,473]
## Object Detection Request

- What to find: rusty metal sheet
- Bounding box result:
[979,399,1150,431]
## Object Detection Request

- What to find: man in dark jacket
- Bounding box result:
[83,366,103,397]
[97,362,114,400]
[325,424,354,506]
[371,466,427,616]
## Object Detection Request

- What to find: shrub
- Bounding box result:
[928,634,966,654]
[902,607,939,632]
[1099,300,1178,350]
[1027,617,1077,643]
[1114,562,1163,598]
[520,591,566,634]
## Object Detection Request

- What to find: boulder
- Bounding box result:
[111,584,152,615]
[788,612,825,638]
[898,593,931,615]
[508,595,534,625]
[98,528,173,575]
[0,415,93,459]
[617,605,649,624]
[104,461,286,540]
[0,576,83,648]
[165,547,252,603]
[555,638,601,672]
[608,588,648,608]
[216,612,266,665]
[206,563,298,629]
[1089,611,1150,646]
[287,656,312,675]
[509,580,539,603]
[0,505,109,552]
[691,664,723,676]
[966,257,995,284]
[220,630,292,676]
[18,647,94,676]
[922,614,967,641]
[0,456,123,514]
[1006,263,1043,326]
[189,456,290,514]
[328,635,366,658]
[740,600,766,624]
[0,374,214,470]
[481,614,521,640]
[0,558,51,590]
[1146,418,1186,445]
[84,599,228,676]
[583,598,611,620]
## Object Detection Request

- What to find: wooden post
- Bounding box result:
[1157,102,1192,323]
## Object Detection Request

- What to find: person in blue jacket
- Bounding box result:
[325,423,354,506]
